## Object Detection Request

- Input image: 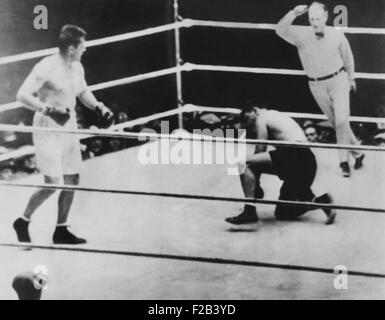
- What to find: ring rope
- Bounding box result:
[2,62,382,113]
[0,106,185,163]
[1,181,384,213]
[185,104,385,124]
[0,22,188,66]
[89,66,182,92]
[0,66,184,113]
[0,18,383,67]
[2,79,385,126]
[0,242,384,279]
[183,62,385,80]
[111,104,195,131]
[186,18,385,35]
[0,146,35,163]
[0,123,384,152]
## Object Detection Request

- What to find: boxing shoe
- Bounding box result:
[225,204,259,225]
[13,217,31,243]
[314,193,337,225]
[340,161,351,177]
[53,226,87,245]
[354,154,365,170]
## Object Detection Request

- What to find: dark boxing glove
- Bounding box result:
[42,106,70,126]
[95,103,114,129]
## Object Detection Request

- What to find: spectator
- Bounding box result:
[116,111,129,124]
[77,111,88,130]
[88,138,104,156]
[16,121,33,146]
[0,161,15,180]
[375,132,385,145]
[0,145,9,154]
[0,131,18,149]
[108,139,123,152]
[352,122,377,145]
[317,120,336,143]
[18,155,37,174]
[302,120,315,130]
[182,113,196,132]
[304,126,319,143]
[105,111,130,151]
[145,119,162,133]
[199,113,221,131]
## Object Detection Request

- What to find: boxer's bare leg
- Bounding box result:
[53,174,86,244]
[57,174,79,224]
[246,152,275,170]
[23,176,59,220]
[14,176,59,242]
[240,168,257,198]
[240,152,275,197]
[226,152,275,225]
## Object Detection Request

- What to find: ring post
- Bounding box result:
[173,0,184,129]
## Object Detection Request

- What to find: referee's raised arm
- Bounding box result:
[276,5,308,45]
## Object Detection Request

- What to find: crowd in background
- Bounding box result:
[1,101,385,181]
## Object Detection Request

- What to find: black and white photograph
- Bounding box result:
[0,0,384,301]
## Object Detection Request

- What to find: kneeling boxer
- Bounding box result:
[226,106,336,225]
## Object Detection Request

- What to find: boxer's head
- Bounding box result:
[240,106,260,130]
[308,2,328,34]
[59,25,87,61]
[305,126,319,142]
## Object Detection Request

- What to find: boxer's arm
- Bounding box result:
[16,63,48,113]
[247,120,268,161]
[78,88,101,111]
[77,64,102,111]
[77,66,114,128]
[78,88,113,125]
[77,64,113,117]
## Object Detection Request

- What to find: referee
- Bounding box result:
[276,2,364,177]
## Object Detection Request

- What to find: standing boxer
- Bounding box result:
[13,25,113,244]
[276,2,364,177]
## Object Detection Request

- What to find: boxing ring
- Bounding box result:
[1,0,385,299]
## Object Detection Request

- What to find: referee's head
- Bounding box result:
[308,2,328,33]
